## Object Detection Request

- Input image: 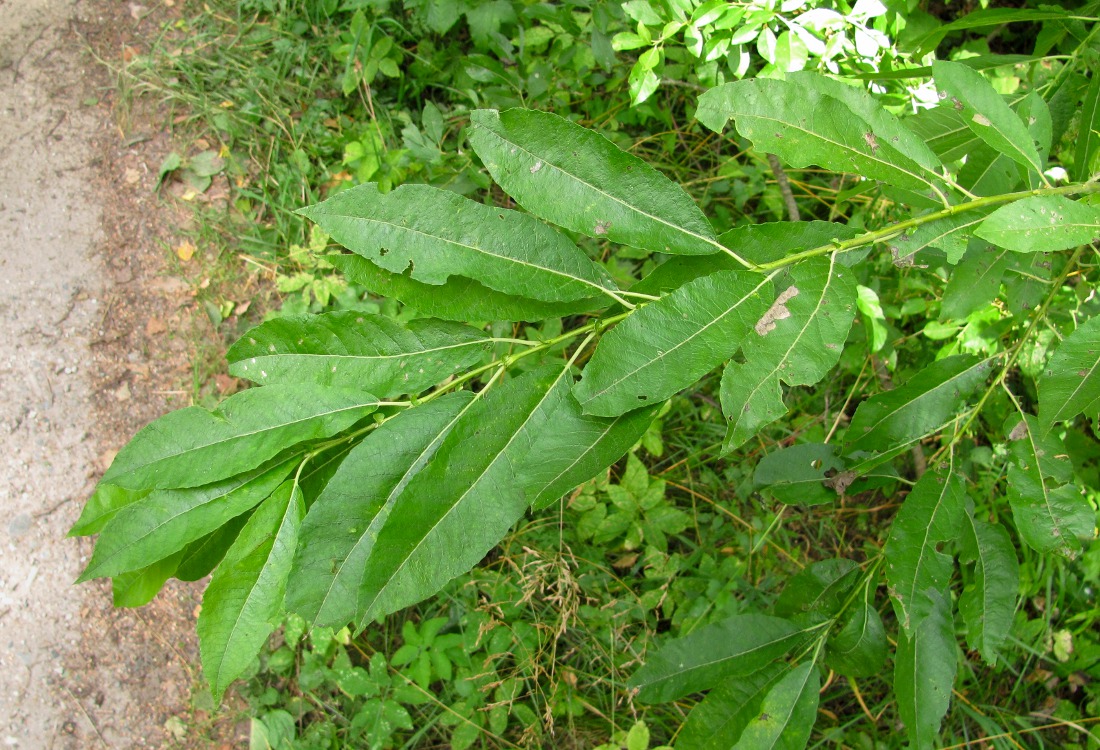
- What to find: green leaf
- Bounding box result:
[716,221,862,267]
[199,480,304,701]
[905,106,981,164]
[1039,314,1100,431]
[175,512,251,581]
[227,312,489,395]
[774,559,859,623]
[697,77,947,195]
[844,355,992,457]
[329,253,606,322]
[469,109,723,256]
[574,270,771,416]
[958,143,1020,197]
[526,395,659,511]
[79,459,294,581]
[894,589,956,750]
[913,8,1070,57]
[884,467,966,635]
[1075,72,1100,182]
[932,61,1043,174]
[675,664,787,750]
[111,550,183,607]
[891,208,995,265]
[286,392,475,628]
[754,443,845,507]
[356,366,578,623]
[974,196,1100,254]
[1005,414,1094,556]
[959,511,1018,666]
[1016,92,1052,189]
[731,661,820,750]
[940,246,1009,320]
[69,484,151,537]
[101,386,377,491]
[721,256,857,451]
[826,589,886,678]
[299,183,618,303]
[627,614,802,703]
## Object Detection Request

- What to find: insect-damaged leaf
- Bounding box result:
[574,270,771,416]
[1038,313,1100,432]
[468,109,722,256]
[729,661,820,750]
[628,614,803,703]
[299,183,618,303]
[754,443,846,506]
[959,511,1018,666]
[894,589,956,750]
[721,256,857,451]
[286,392,475,628]
[884,466,966,635]
[1005,414,1094,556]
[227,312,489,396]
[932,61,1044,175]
[102,385,380,491]
[696,76,947,195]
[199,480,304,701]
[844,355,992,458]
[975,196,1100,254]
[329,252,606,323]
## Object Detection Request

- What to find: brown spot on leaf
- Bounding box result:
[594,220,612,235]
[1009,420,1029,441]
[755,285,799,336]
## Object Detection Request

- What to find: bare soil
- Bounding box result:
[0,0,243,746]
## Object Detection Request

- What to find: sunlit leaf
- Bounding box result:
[975,196,1100,254]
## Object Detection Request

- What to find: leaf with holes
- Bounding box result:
[975,196,1100,254]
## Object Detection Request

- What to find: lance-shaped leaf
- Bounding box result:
[1075,71,1100,182]
[905,106,981,164]
[774,559,860,624]
[697,78,946,195]
[975,196,1100,254]
[895,589,956,750]
[78,459,294,581]
[1016,92,1052,190]
[940,246,1009,320]
[526,394,660,511]
[731,661,820,750]
[932,61,1043,174]
[574,270,772,416]
[468,109,722,256]
[718,221,862,267]
[884,467,966,635]
[111,551,184,608]
[1039,314,1100,431]
[891,208,995,265]
[958,143,1020,197]
[356,366,576,624]
[826,588,887,678]
[959,511,1018,666]
[175,512,251,582]
[754,443,845,506]
[676,664,787,750]
[1005,414,1094,556]
[913,8,1070,58]
[227,312,489,395]
[627,614,802,703]
[299,183,618,303]
[69,484,151,537]
[721,256,857,451]
[844,355,992,457]
[329,253,606,323]
[286,392,475,628]
[102,385,380,491]
[198,481,304,701]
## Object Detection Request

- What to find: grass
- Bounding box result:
[96,1,1100,748]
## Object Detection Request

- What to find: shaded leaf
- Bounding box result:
[175,512,252,582]
[1038,314,1100,431]
[932,61,1043,174]
[102,385,379,490]
[975,196,1100,254]
[884,467,966,635]
[717,221,862,267]
[574,270,771,416]
[774,558,859,622]
[286,393,475,627]
[731,661,820,750]
[844,355,992,457]
[228,312,488,395]
[299,183,618,303]
[697,77,947,195]
[940,245,1009,320]
[329,252,606,323]
[913,8,1070,57]
[79,459,294,581]
[1075,71,1100,182]
[826,588,886,678]
[959,511,1018,666]
[754,443,844,507]
[199,481,304,701]
[111,550,183,608]
[676,664,787,750]
[721,256,857,451]
[894,589,956,750]
[905,106,981,164]
[469,109,722,256]
[628,614,802,703]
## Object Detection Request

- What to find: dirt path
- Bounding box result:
[0,0,237,746]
